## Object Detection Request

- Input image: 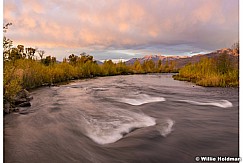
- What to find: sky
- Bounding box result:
[3,0,239,61]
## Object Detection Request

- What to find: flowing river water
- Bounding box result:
[4,74,239,163]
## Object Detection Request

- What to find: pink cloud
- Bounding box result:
[22,0,45,14]
[3,0,239,56]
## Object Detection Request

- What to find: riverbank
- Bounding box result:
[172,74,238,87]
[172,55,239,87]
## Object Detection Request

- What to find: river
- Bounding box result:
[4,74,239,163]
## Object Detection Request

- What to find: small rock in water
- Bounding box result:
[4,89,33,114]
[18,102,31,107]
[26,96,33,101]
[4,102,11,114]
[15,89,30,99]
[19,107,29,114]
[4,108,10,114]
[13,107,19,112]
[4,101,15,114]
[14,89,33,107]
[14,98,28,105]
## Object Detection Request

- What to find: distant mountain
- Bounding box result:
[125,48,239,69]
[125,55,188,65]
[175,48,238,69]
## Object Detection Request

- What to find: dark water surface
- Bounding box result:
[4,74,239,163]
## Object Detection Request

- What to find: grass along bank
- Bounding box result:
[172,53,239,87]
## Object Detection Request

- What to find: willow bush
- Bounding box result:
[173,55,239,87]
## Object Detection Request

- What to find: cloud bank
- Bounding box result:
[4,0,239,60]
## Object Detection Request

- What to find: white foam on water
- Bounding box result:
[178,99,233,108]
[117,94,166,106]
[81,109,156,145]
[156,119,175,137]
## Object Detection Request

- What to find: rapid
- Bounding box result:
[4,74,239,163]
